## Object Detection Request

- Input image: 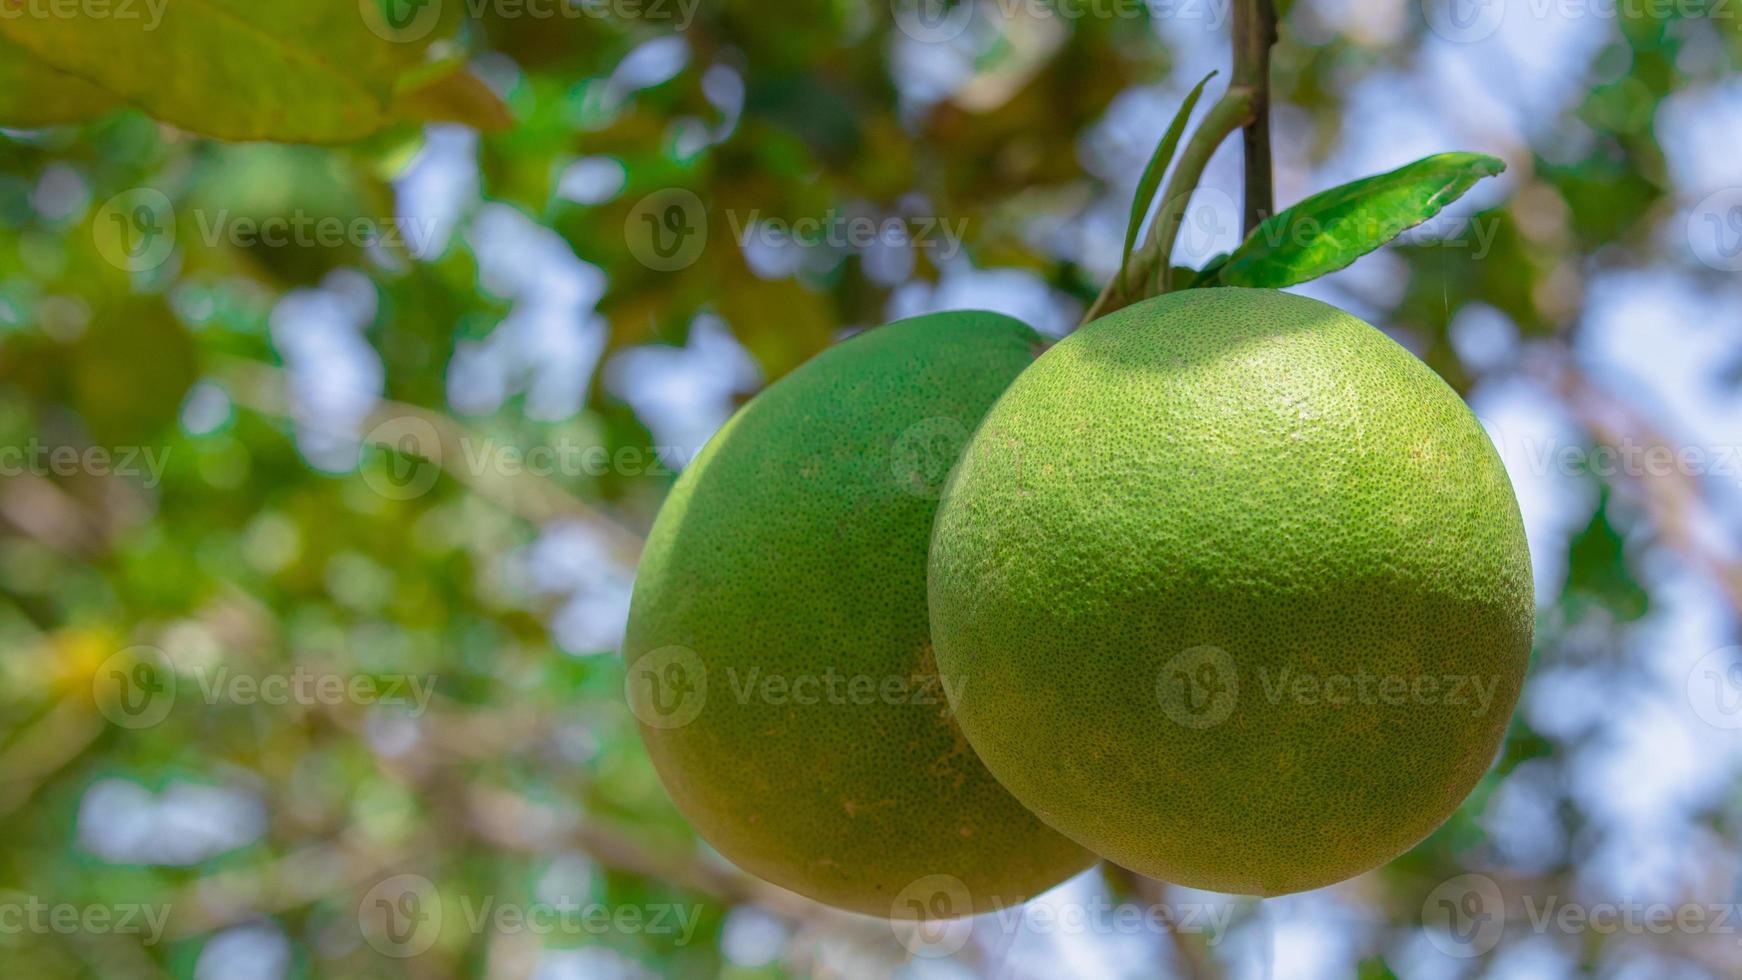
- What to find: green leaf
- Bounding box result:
[1210,152,1506,289]
[1188,251,1229,288]
[0,0,464,142]
[0,38,122,128]
[1118,71,1217,292]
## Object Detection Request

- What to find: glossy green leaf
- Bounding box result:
[0,38,122,128]
[1118,71,1217,292]
[1355,956,1402,980]
[1188,251,1229,288]
[0,0,480,142]
[1210,152,1506,289]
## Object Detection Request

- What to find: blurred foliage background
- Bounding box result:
[1,0,1741,977]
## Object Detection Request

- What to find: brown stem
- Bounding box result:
[1079,0,1278,325]
[1233,0,1278,235]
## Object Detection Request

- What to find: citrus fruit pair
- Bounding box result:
[625,288,1533,912]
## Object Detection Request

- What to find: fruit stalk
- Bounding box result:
[1233,0,1277,234]
[1082,0,1277,321]
[1144,88,1256,294]
[1083,89,1254,322]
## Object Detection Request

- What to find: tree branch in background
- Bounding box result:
[1544,354,1742,618]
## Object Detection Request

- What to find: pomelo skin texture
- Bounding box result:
[623,311,1094,917]
[928,288,1534,897]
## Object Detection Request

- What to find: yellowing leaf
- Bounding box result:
[0,0,462,142]
[0,38,122,127]
[396,68,514,133]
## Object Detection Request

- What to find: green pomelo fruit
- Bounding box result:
[624,311,1095,917]
[928,288,1534,897]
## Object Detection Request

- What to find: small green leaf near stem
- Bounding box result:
[1117,70,1220,296]
[1083,87,1258,323]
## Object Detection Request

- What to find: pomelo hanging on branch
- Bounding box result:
[623,312,1093,917]
[927,287,1533,895]
[624,0,1527,910]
